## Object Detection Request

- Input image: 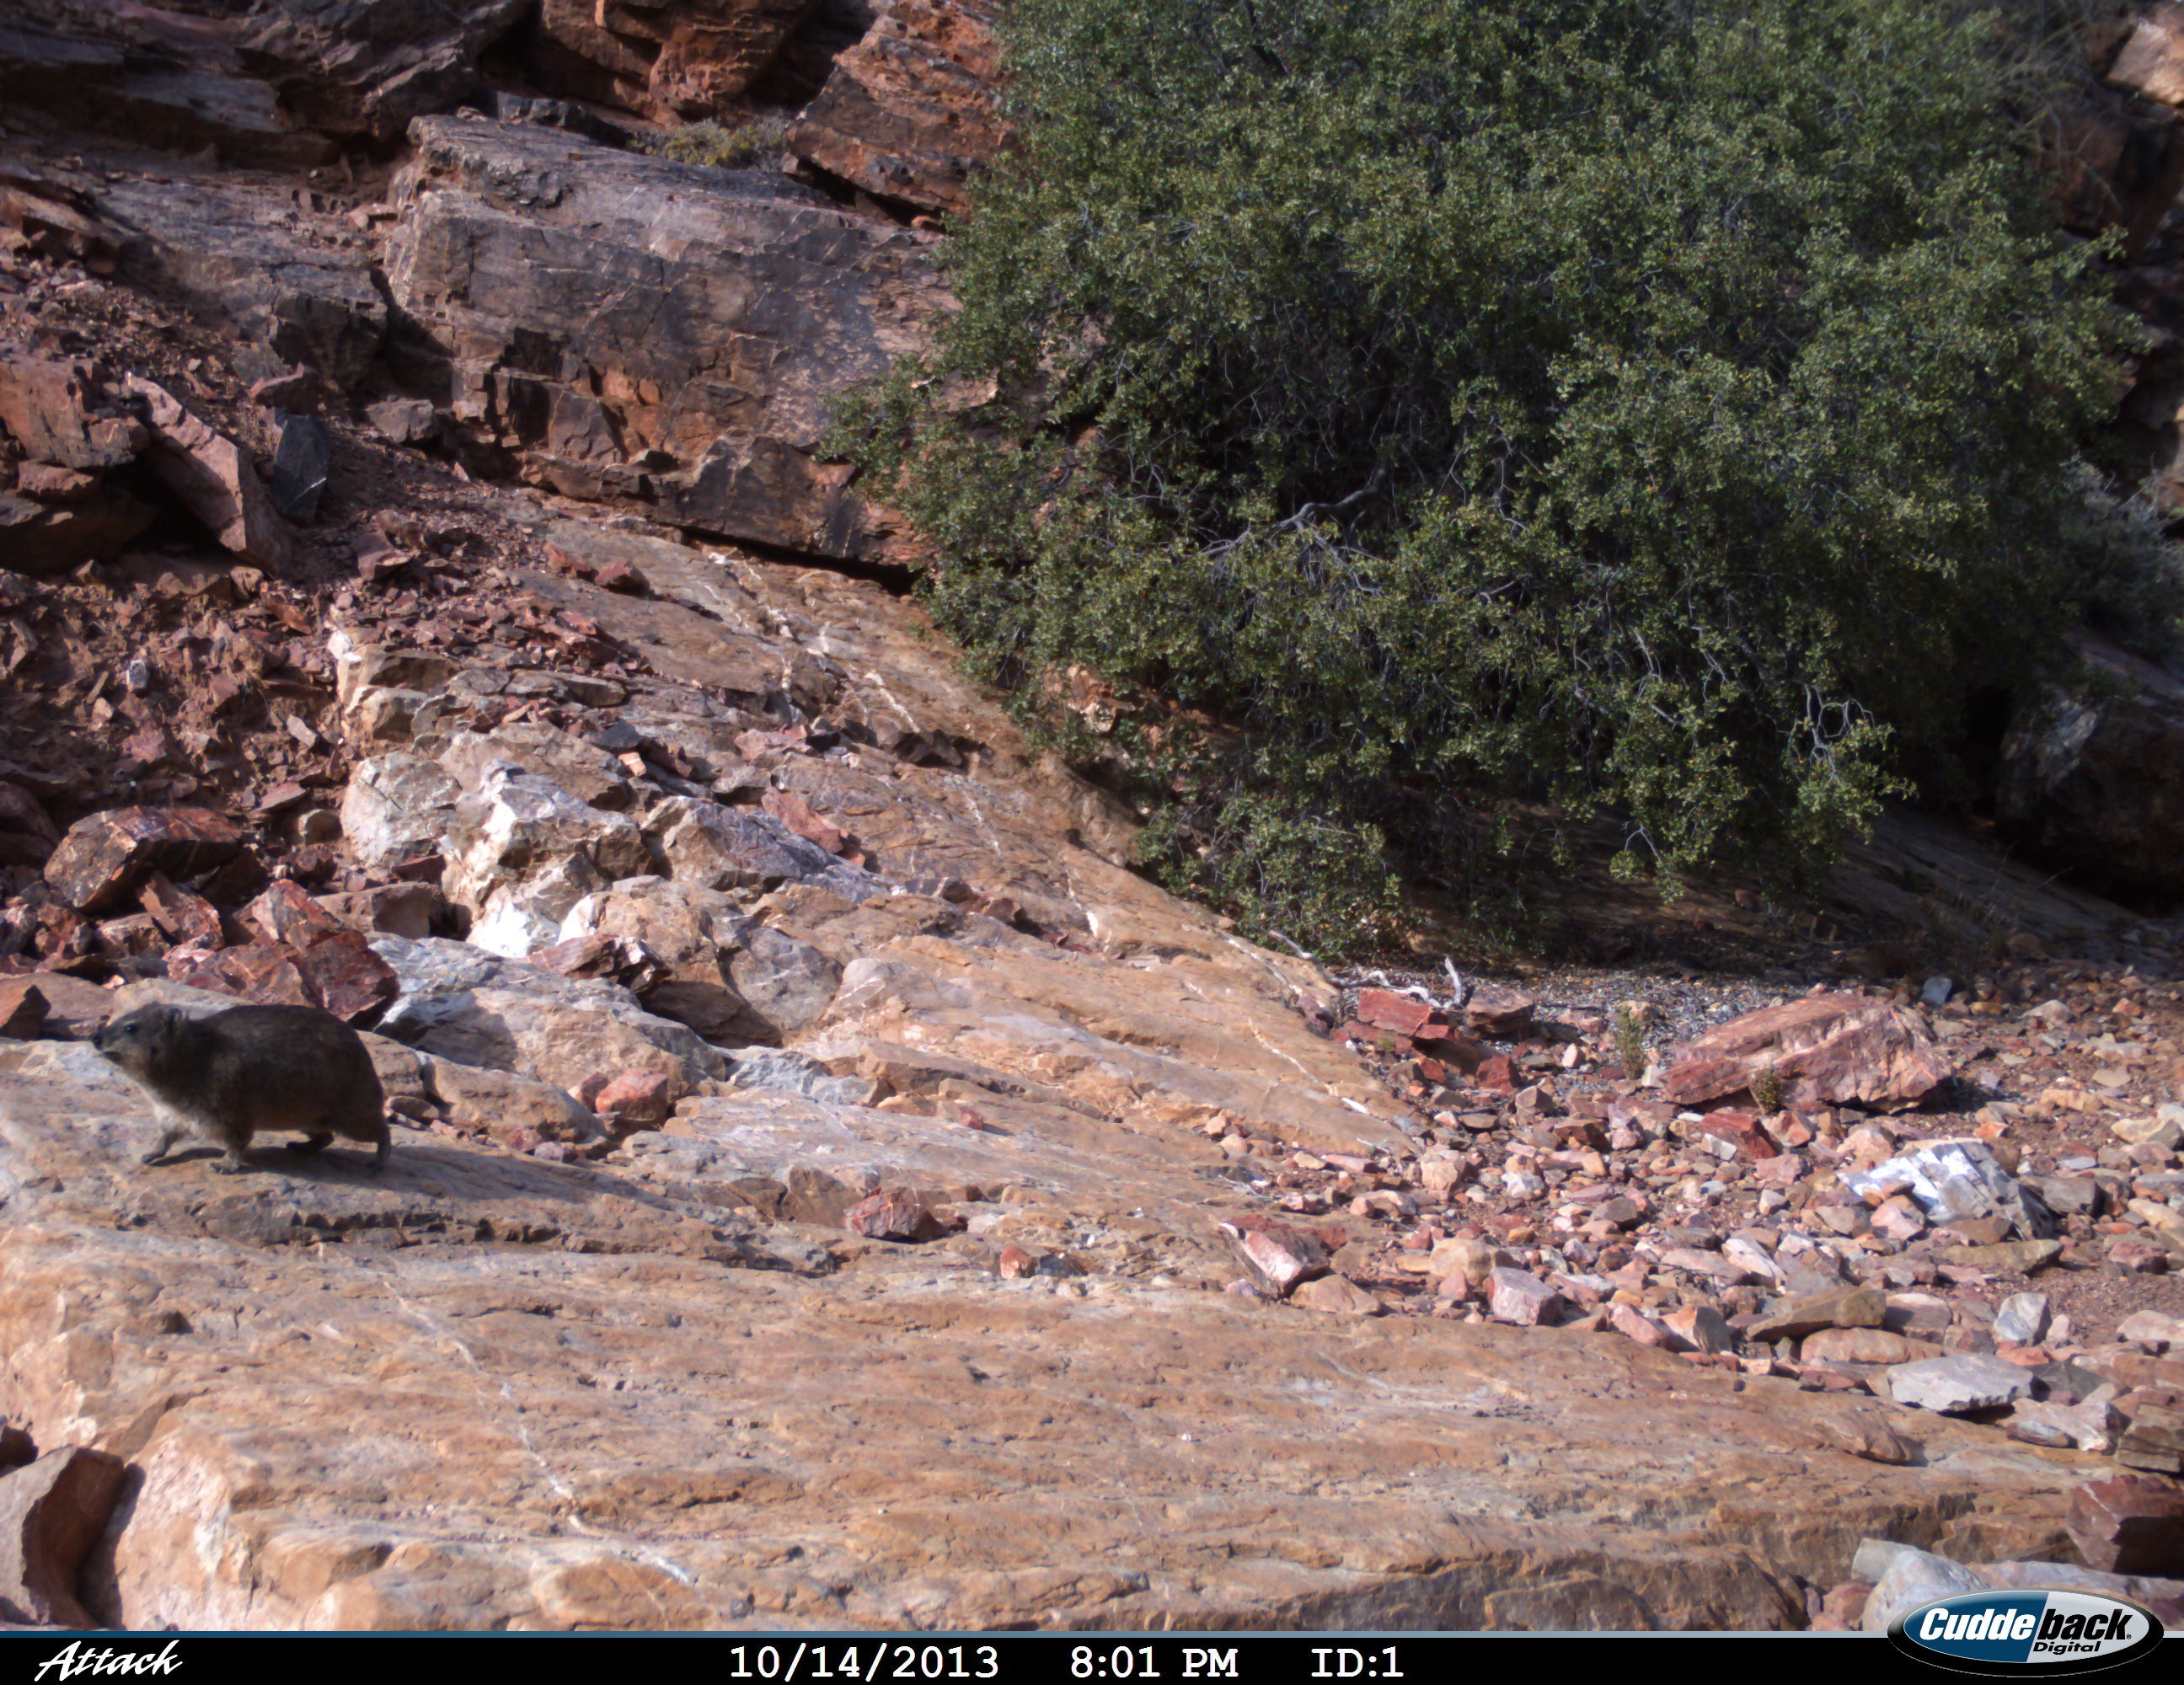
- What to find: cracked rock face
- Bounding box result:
[383,117,950,563]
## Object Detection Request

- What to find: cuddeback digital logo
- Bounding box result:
[1887,1589,2166,1675]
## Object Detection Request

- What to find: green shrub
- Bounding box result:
[835,0,2172,955]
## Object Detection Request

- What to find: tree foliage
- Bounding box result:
[836,0,2172,954]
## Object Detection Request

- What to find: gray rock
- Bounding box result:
[365,398,440,446]
[369,934,729,1095]
[341,754,463,872]
[1859,1543,1988,1633]
[1841,1138,2056,1239]
[102,177,386,388]
[269,413,331,522]
[1887,1354,2037,1415]
[1993,1292,2051,1347]
[724,1047,878,1109]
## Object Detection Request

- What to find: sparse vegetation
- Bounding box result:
[1612,1008,1650,1083]
[1750,1065,1787,1113]
[833,0,2182,957]
[635,115,790,171]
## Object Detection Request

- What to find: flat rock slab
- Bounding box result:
[0,1041,2096,1630]
[1887,1355,2039,1415]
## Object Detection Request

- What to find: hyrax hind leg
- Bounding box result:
[356,1112,391,1172]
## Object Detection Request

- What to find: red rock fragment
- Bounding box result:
[998,1244,1036,1280]
[1355,989,1437,1038]
[1659,1305,1737,1355]
[1462,984,1537,1039]
[44,806,244,913]
[1292,1276,1382,1316]
[1610,1304,1674,1348]
[843,1188,944,1243]
[0,980,48,1040]
[2068,1474,2184,1574]
[0,353,144,470]
[1691,1110,1780,1160]
[1662,992,1951,1112]
[244,879,345,949]
[761,789,846,855]
[593,1069,675,1129]
[0,1445,128,1628]
[123,375,293,570]
[1221,1218,1332,1296]
[292,930,400,1023]
[1475,1055,1518,1094]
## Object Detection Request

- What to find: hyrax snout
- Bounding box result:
[94,1002,390,1174]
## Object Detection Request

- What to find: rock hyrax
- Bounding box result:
[94,1003,390,1174]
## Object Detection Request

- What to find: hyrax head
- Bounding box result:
[93,1003,185,1077]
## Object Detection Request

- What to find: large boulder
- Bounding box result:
[785,0,1006,216]
[383,115,948,561]
[370,935,729,1099]
[531,0,822,121]
[236,0,532,141]
[1660,992,1952,1113]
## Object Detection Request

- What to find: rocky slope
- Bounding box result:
[0,0,2181,1634]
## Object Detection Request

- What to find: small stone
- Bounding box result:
[1461,983,1536,1039]
[1658,1304,1736,1355]
[2118,1311,2184,1351]
[593,1068,675,1129]
[1887,1353,2037,1414]
[2005,1399,2117,1454]
[1994,1292,2052,1346]
[1291,1276,1382,1317]
[1800,1328,1942,1366]
[0,981,49,1042]
[997,1244,1036,1280]
[269,411,331,522]
[366,397,439,445]
[1859,1545,1988,1633]
[1932,1239,2062,1274]
[0,1446,129,1627]
[1227,1222,1331,1296]
[843,1190,942,1244]
[2068,1474,2184,1575]
[43,806,244,913]
[1485,1266,1564,1327]
[1609,1305,1674,1348]
[1817,1414,1916,1465]
[1747,1285,1888,1343]
[2117,1393,2184,1476]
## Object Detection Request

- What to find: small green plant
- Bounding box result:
[1612,1008,1649,1082]
[1750,1065,1786,1112]
[635,115,790,171]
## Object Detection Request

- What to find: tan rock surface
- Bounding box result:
[0,1041,2093,1629]
[0,506,2111,1632]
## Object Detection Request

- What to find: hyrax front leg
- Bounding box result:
[212,1119,255,1175]
[140,1110,191,1167]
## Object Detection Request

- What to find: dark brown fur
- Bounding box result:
[94,1003,390,1174]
